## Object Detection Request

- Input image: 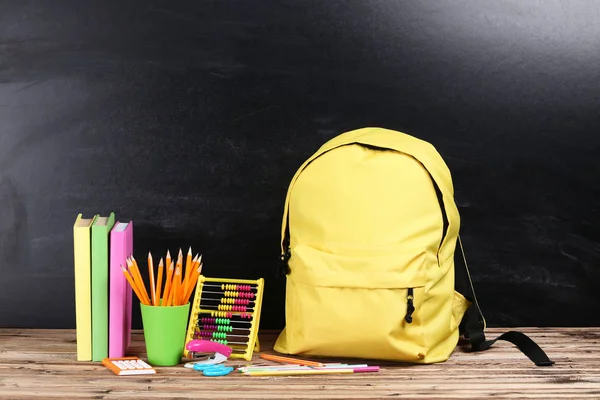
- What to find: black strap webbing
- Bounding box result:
[456,235,555,367]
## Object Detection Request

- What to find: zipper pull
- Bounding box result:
[405,288,415,323]
[278,247,291,277]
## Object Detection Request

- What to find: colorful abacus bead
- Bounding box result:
[211,311,233,318]
[201,324,233,332]
[220,298,251,305]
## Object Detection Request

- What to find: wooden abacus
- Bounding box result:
[183,276,264,361]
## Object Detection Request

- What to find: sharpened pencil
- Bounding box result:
[181,254,198,303]
[155,258,164,306]
[128,257,151,305]
[148,252,156,305]
[259,353,324,367]
[121,265,150,305]
[182,247,193,294]
[173,265,181,306]
[162,260,175,305]
[183,256,202,304]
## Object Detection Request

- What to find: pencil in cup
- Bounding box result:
[123,249,203,307]
[126,257,151,305]
[121,266,150,305]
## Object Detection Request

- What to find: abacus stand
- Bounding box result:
[183,276,264,361]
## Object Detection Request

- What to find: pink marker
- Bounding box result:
[354,366,380,373]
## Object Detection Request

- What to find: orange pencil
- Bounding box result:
[162,260,175,306]
[121,266,149,305]
[128,257,151,305]
[167,265,180,306]
[148,252,156,305]
[259,354,324,368]
[172,266,181,306]
[165,250,171,280]
[176,248,183,277]
[181,247,193,296]
[173,249,183,305]
[155,258,164,305]
[183,263,202,304]
[183,255,202,304]
[181,254,198,304]
[165,282,173,306]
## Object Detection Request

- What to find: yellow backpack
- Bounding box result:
[274,127,554,366]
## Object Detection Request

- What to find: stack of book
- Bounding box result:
[72,212,133,362]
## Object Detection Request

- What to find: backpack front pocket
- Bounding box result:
[284,243,429,361]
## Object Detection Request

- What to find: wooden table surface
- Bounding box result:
[0,328,599,399]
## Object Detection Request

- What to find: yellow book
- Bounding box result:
[73,213,98,361]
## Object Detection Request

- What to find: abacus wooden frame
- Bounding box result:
[183,276,264,361]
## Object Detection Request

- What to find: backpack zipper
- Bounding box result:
[278,246,291,277]
[405,288,415,323]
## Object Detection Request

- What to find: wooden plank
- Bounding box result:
[0,328,599,399]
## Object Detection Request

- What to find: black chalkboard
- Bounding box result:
[1,0,599,330]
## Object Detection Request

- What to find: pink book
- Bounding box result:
[109,221,133,358]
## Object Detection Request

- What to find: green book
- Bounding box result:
[91,212,116,361]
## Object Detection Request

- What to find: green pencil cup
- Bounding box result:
[140,302,190,366]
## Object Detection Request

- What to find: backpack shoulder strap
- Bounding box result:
[456,235,555,366]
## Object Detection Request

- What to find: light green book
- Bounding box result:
[91,212,116,361]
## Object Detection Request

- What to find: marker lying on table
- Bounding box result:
[238,363,369,372]
[241,366,380,376]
